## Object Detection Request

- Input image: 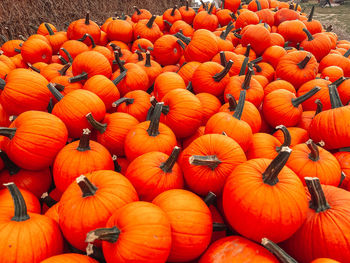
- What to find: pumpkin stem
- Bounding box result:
[112,71,127,86]
[145,51,152,67]
[83,34,96,48]
[171,5,177,16]
[76,175,98,197]
[134,6,141,15]
[160,146,181,173]
[146,15,157,28]
[227,94,237,111]
[344,49,350,58]
[189,155,221,170]
[59,55,68,65]
[177,40,186,50]
[250,57,263,64]
[53,83,65,92]
[186,0,189,10]
[58,63,71,76]
[0,150,20,175]
[69,72,88,83]
[4,183,30,222]
[305,177,331,212]
[0,35,8,43]
[174,32,191,45]
[239,57,249,76]
[85,11,90,25]
[262,146,292,186]
[328,84,343,109]
[303,28,314,41]
[294,2,299,11]
[112,97,135,108]
[40,192,58,208]
[150,96,170,115]
[147,102,163,137]
[230,12,237,20]
[212,60,233,82]
[112,155,122,173]
[306,139,320,161]
[0,127,16,139]
[203,191,216,206]
[86,113,107,134]
[135,50,144,61]
[114,50,127,72]
[244,44,251,58]
[332,76,346,87]
[213,222,227,231]
[77,128,92,151]
[47,83,64,101]
[44,23,55,35]
[308,6,315,21]
[256,0,262,10]
[315,99,323,115]
[297,53,312,69]
[27,63,41,73]
[163,20,173,28]
[275,125,291,151]
[220,23,233,40]
[241,67,253,90]
[261,238,297,263]
[233,90,246,120]
[291,86,321,107]
[60,47,73,63]
[86,226,120,243]
[208,3,214,14]
[219,51,227,67]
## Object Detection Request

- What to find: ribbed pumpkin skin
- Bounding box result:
[102,202,172,263]
[0,187,41,214]
[223,158,308,243]
[179,134,246,196]
[41,253,98,263]
[58,170,138,251]
[281,185,350,262]
[4,111,68,171]
[199,236,279,263]
[246,133,282,160]
[53,140,114,192]
[153,189,212,262]
[0,69,50,116]
[52,89,106,139]
[297,79,331,111]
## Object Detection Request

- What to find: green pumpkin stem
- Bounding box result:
[145,51,152,67]
[134,6,142,15]
[227,94,237,111]
[77,128,92,151]
[303,28,314,41]
[344,49,350,58]
[239,57,249,76]
[177,40,186,50]
[244,44,251,58]
[171,5,177,16]
[44,23,55,35]
[219,51,227,67]
[76,175,98,197]
[112,70,127,86]
[114,50,127,73]
[83,34,96,48]
[220,22,233,40]
[213,222,227,232]
[150,96,170,115]
[256,0,262,10]
[58,63,71,76]
[27,63,41,73]
[0,127,16,139]
[112,155,122,173]
[4,183,30,222]
[213,60,233,82]
[40,192,58,208]
[174,32,191,45]
[85,11,90,25]
[189,155,221,170]
[328,84,343,109]
[163,20,173,28]
[291,86,321,107]
[275,125,291,151]
[306,139,320,161]
[86,226,120,243]
[0,150,20,175]
[160,146,181,173]
[69,72,88,83]
[241,67,253,90]
[112,97,135,108]
[233,90,246,120]
[203,191,217,206]
[60,47,73,63]
[86,113,107,134]
[52,83,65,92]
[147,102,163,137]
[261,238,297,263]
[146,15,157,28]
[297,53,312,69]
[262,146,292,186]
[135,50,144,61]
[315,99,323,115]
[308,6,315,21]
[332,76,346,87]
[47,83,64,101]
[305,177,331,212]
[230,12,237,20]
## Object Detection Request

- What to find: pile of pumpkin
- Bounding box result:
[0,0,350,262]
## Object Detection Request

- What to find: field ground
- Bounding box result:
[301,0,350,40]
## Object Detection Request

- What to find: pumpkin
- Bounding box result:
[40,63,72,81]
[196,93,222,125]
[67,12,101,45]
[179,0,196,24]
[310,259,341,263]
[334,77,350,108]
[235,10,259,29]
[124,102,177,161]
[321,66,344,82]
[58,171,138,251]
[154,72,186,100]
[179,133,246,196]
[319,50,350,77]
[262,45,287,68]
[131,6,152,22]
[79,34,114,64]
[241,24,272,55]
[309,85,350,150]
[0,183,63,262]
[136,51,162,87]
[300,29,332,62]
[153,189,212,262]
[86,201,172,263]
[169,20,195,38]
[193,6,219,32]
[106,19,133,43]
[281,177,350,262]
[21,38,52,64]
[0,110,68,170]
[223,146,308,243]
[133,16,163,43]
[0,186,40,214]
[262,87,320,127]
[263,79,296,95]
[125,146,183,201]
[49,85,106,139]
[303,6,323,35]
[274,8,300,26]
[163,6,182,25]
[59,40,89,61]
[41,253,98,263]
[131,38,153,53]
[199,236,279,262]
[152,35,183,66]
[53,129,114,192]
[44,24,68,54]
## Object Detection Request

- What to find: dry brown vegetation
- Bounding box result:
[0,0,191,39]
